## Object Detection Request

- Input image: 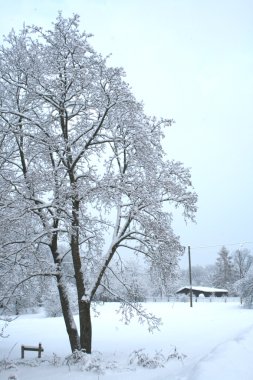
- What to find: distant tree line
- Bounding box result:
[2,244,253,320]
[0,253,180,317]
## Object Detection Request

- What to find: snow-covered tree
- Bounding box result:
[233,249,253,282]
[0,14,197,353]
[235,266,253,307]
[148,254,180,299]
[232,248,253,303]
[180,265,215,288]
[212,246,235,292]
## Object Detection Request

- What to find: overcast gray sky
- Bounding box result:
[1,0,253,267]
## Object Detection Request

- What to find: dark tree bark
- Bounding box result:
[70,194,93,353]
[51,233,81,352]
[56,274,81,352]
[79,301,92,354]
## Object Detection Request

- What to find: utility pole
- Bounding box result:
[188,245,193,307]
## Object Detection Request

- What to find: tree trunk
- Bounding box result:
[71,233,92,353]
[57,275,81,352]
[70,193,93,352]
[79,301,92,353]
[50,233,80,353]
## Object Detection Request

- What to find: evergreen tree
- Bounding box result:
[212,246,235,292]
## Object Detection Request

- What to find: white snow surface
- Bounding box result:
[1,301,253,380]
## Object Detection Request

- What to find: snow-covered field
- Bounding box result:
[1,300,253,380]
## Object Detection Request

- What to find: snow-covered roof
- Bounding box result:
[177,286,228,293]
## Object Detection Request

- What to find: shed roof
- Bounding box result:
[176,286,228,293]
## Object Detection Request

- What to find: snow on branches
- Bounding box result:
[0,13,197,353]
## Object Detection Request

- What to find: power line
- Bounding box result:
[190,241,253,250]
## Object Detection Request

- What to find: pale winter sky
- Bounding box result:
[1,0,253,267]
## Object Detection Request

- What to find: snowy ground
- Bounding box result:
[1,300,253,380]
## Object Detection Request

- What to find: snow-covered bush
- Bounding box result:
[129,347,186,369]
[65,350,116,373]
[129,349,166,368]
[235,266,253,308]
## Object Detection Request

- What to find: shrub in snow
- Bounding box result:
[167,347,187,362]
[129,349,166,369]
[129,347,186,369]
[0,358,17,371]
[64,350,116,373]
[50,353,62,367]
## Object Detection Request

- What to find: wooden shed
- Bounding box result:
[176,286,228,297]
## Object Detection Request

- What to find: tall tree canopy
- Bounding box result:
[0,13,197,353]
